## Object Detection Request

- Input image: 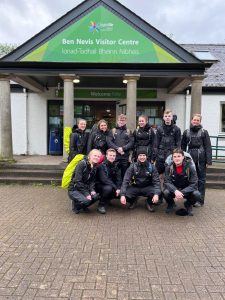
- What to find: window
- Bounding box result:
[192,51,218,62]
[137,102,165,126]
[221,103,225,132]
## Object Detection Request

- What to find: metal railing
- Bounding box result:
[210,135,225,162]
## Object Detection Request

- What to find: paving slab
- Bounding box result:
[0,185,225,299]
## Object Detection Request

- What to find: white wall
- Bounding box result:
[11,93,27,154]
[201,94,225,136]
[27,93,47,155]
[157,89,186,132]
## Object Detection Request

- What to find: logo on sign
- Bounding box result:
[89,21,101,33]
[88,21,114,33]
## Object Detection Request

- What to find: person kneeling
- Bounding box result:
[120,149,161,212]
[68,149,101,214]
[163,148,201,216]
[96,148,122,214]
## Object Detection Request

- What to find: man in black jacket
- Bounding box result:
[154,109,181,174]
[120,149,161,212]
[163,148,201,216]
[107,114,134,179]
[68,119,89,163]
[181,113,212,206]
[96,148,122,214]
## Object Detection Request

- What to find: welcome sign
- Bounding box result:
[21,6,180,63]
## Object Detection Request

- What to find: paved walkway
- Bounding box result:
[0,185,225,300]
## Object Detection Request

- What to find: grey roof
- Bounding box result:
[182,44,225,88]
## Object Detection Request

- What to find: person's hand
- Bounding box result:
[86,195,92,200]
[117,147,124,155]
[120,196,126,205]
[174,190,184,201]
[152,194,159,204]
[116,189,120,197]
[91,191,96,196]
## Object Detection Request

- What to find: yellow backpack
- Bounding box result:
[61,154,85,189]
[64,127,72,154]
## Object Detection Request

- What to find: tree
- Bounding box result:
[0,43,17,58]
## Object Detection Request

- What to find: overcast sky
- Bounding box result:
[0,0,224,46]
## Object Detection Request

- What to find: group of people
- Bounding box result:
[67,109,212,216]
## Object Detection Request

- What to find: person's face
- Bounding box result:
[173,153,184,166]
[191,116,201,127]
[163,113,173,125]
[117,118,126,127]
[99,122,107,132]
[89,151,101,164]
[106,151,116,163]
[138,117,147,128]
[78,121,86,131]
[138,154,147,163]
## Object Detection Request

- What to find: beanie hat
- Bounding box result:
[137,149,148,156]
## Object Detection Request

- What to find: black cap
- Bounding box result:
[137,149,148,156]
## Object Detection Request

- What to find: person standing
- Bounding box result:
[163,148,201,216]
[154,109,181,175]
[96,148,122,214]
[120,149,161,212]
[68,119,89,163]
[181,113,212,206]
[107,114,134,179]
[68,149,101,214]
[133,115,154,162]
[87,119,109,155]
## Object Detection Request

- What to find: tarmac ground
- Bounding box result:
[0,185,225,300]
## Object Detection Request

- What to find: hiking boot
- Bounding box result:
[165,203,174,214]
[97,206,106,214]
[82,206,90,213]
[128,201,137,209]
[193,201,202,207]
[146,202,155,212]
[184,201,194,216]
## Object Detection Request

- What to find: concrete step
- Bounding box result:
[206,173,225,181]
[0,176,61,185]
[0,163,67,170]
[206,181,225,189]
[0,169,63,178]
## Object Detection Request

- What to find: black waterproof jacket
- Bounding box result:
[133,124,154,160]
[107,125,134,160]
[68,129,89,163]
[181,125,212,165]
[154,123,181,161]
[164,159,198,194]
[68,159,97,196]
[96,160,122,190]
[87,129,109,154]
[120,161,161,196]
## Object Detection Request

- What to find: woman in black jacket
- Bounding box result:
[181,113,212,206]
[68,149,101,214]
[133,115,154,161]
[87,119,109,155]
[68,119,89,163]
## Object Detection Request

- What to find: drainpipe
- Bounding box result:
[185,89,190,129]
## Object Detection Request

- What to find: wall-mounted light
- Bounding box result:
[73,77,80,84]
[123,79,128,84]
